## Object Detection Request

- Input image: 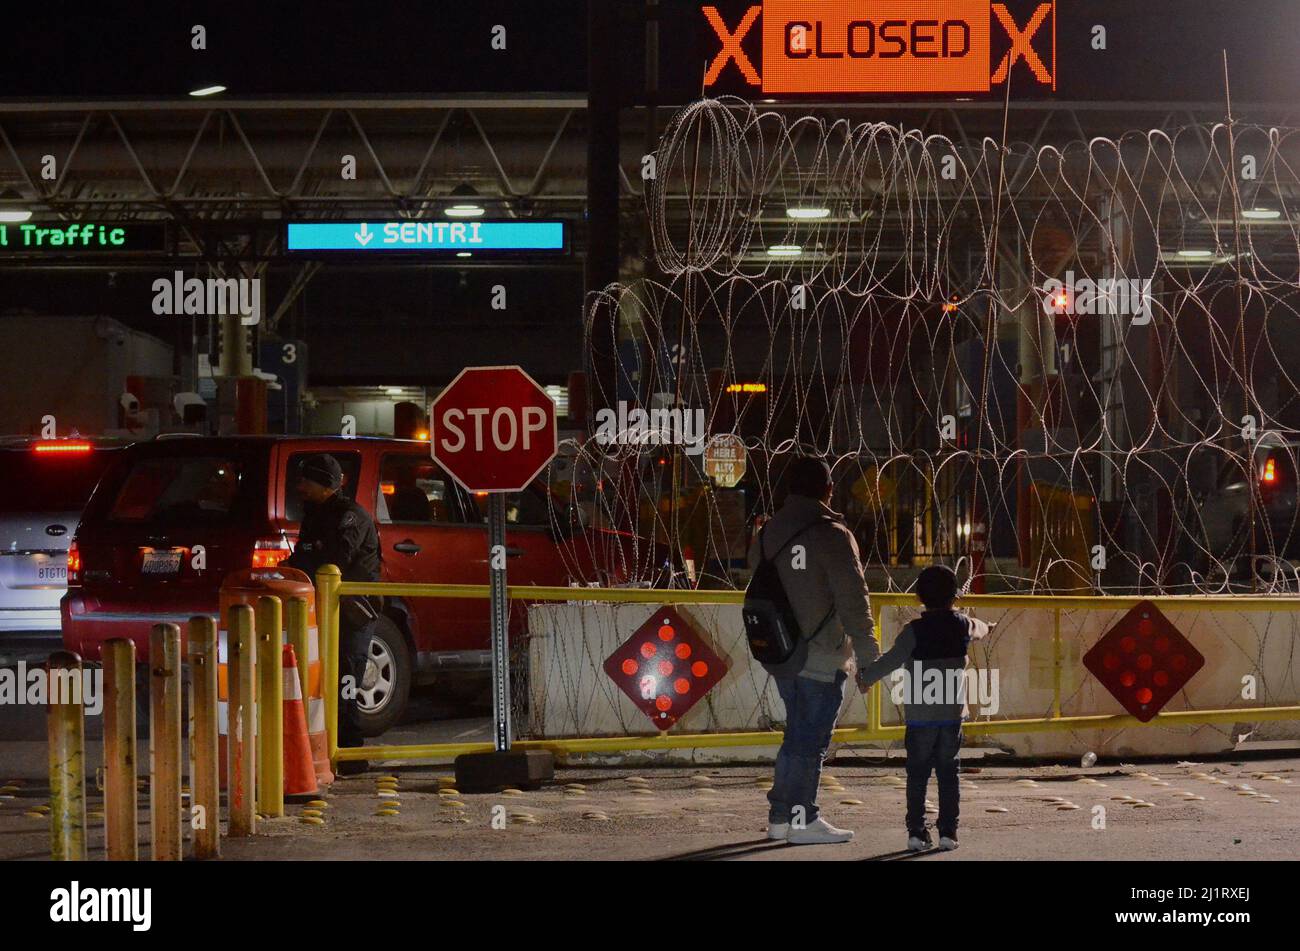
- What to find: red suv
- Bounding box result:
[62,435,659,734]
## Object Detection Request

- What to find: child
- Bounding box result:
[856,565,988,852]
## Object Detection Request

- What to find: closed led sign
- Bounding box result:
[704,1,1055,96]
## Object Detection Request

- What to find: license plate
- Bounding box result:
[141,551,182,576]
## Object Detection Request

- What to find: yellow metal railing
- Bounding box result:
[313,565,1300,764]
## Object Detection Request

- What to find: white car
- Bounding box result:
[0,437,124,662]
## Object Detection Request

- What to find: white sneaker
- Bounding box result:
[786,817,854,845]
[767,822,789,841]
[907,834,932,852]
[938,836,959,851]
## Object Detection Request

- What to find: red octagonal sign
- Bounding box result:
[604,607,728,731]
[1083,600,1205,722]
[429,365,558,493]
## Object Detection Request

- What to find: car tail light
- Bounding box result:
[33,440,93,454]
[602,607,727,730]
[252,537,292,569]
[67,541,81,584]
[1262,456,1277,485]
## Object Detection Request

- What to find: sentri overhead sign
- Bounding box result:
[285,220,566,255]
[702,1,1055,96]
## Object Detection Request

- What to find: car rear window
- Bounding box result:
[107,455,249,523]
[0,448,119,513]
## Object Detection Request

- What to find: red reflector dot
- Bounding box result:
[1154,636,1170,653]
[655,695,672,711]
[691,661,708,677]
[1103,652,1119,670]
[658,660,673,677]
[675,643,692,659]
[640,642,656,659]
[658,625,675,641]
[1136,654,1152,670]
[621,659,638,676]
[1153,670,1169,686]
[1171,654,1187,671]
[674,678,690,695]
[1135,687,1153,705]
[1120,671,1136,687]
[1120,636,1136,653]
[1137,618,1153,636]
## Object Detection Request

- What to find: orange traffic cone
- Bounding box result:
[282,645,320,800]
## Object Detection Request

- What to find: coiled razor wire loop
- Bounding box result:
[554,99,1300,596]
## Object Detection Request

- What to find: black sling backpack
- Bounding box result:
[743,516,835,676]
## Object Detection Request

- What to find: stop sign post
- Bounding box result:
[430,367,557,787]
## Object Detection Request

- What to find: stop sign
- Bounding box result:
[429,365,558,493]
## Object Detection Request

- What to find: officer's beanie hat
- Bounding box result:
[300,454,344,490]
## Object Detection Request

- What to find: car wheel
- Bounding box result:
[355,616,411,738]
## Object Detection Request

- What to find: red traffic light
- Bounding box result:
[1082,601,1204,722]
[602,607,728,730]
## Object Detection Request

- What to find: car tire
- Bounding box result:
[355,615,411,738]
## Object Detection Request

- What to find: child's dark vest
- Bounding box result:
[910,610,971,659]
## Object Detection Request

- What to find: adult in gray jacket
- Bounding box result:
[748,456,880,844]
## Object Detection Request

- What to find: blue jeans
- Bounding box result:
[905,723,962,838]
[768,671,848,825]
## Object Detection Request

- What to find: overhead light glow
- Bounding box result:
[767,244,802,257]
[786,205,830,220]
[1242,207,1281,220]
[386,387,404,395]
[0,209,32,223]
[1176,248,1214,258]
[188,84,227,97]
[456,251,472,257]
[445,204,485,218]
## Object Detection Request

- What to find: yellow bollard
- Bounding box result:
[46,650,87,861]
[188,616,220,859]
[315,565,342,762]
[102,638,138,861]
[228,604,256,837]
[256,595,284,818]
[286,597,311,714]
[150,623,183,861]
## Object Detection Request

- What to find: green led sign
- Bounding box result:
[0,221,168,254]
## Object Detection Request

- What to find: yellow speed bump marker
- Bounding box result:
[583,812,610,821]
[1131,801,1154,808]
[374,809,400,817]
[32,804,50,814]
[437,788,460,797]
[377,791,399,798]
[306,799,330,808]
[300,809,325,818]
[441,800,466,809]
[300,815,326,825]
[1056,804,1081,811]
[839,798,864,806]
[985,807,1009,813]
[501,788,525,796]
[24,810,47,819]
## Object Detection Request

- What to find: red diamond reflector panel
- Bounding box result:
[1083,600,1204,722]
[603,607,727,730]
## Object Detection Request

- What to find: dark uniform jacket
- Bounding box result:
[284,493,381,583]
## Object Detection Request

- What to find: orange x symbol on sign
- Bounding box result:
[991,2,1054,87]
[703,5,762,87]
